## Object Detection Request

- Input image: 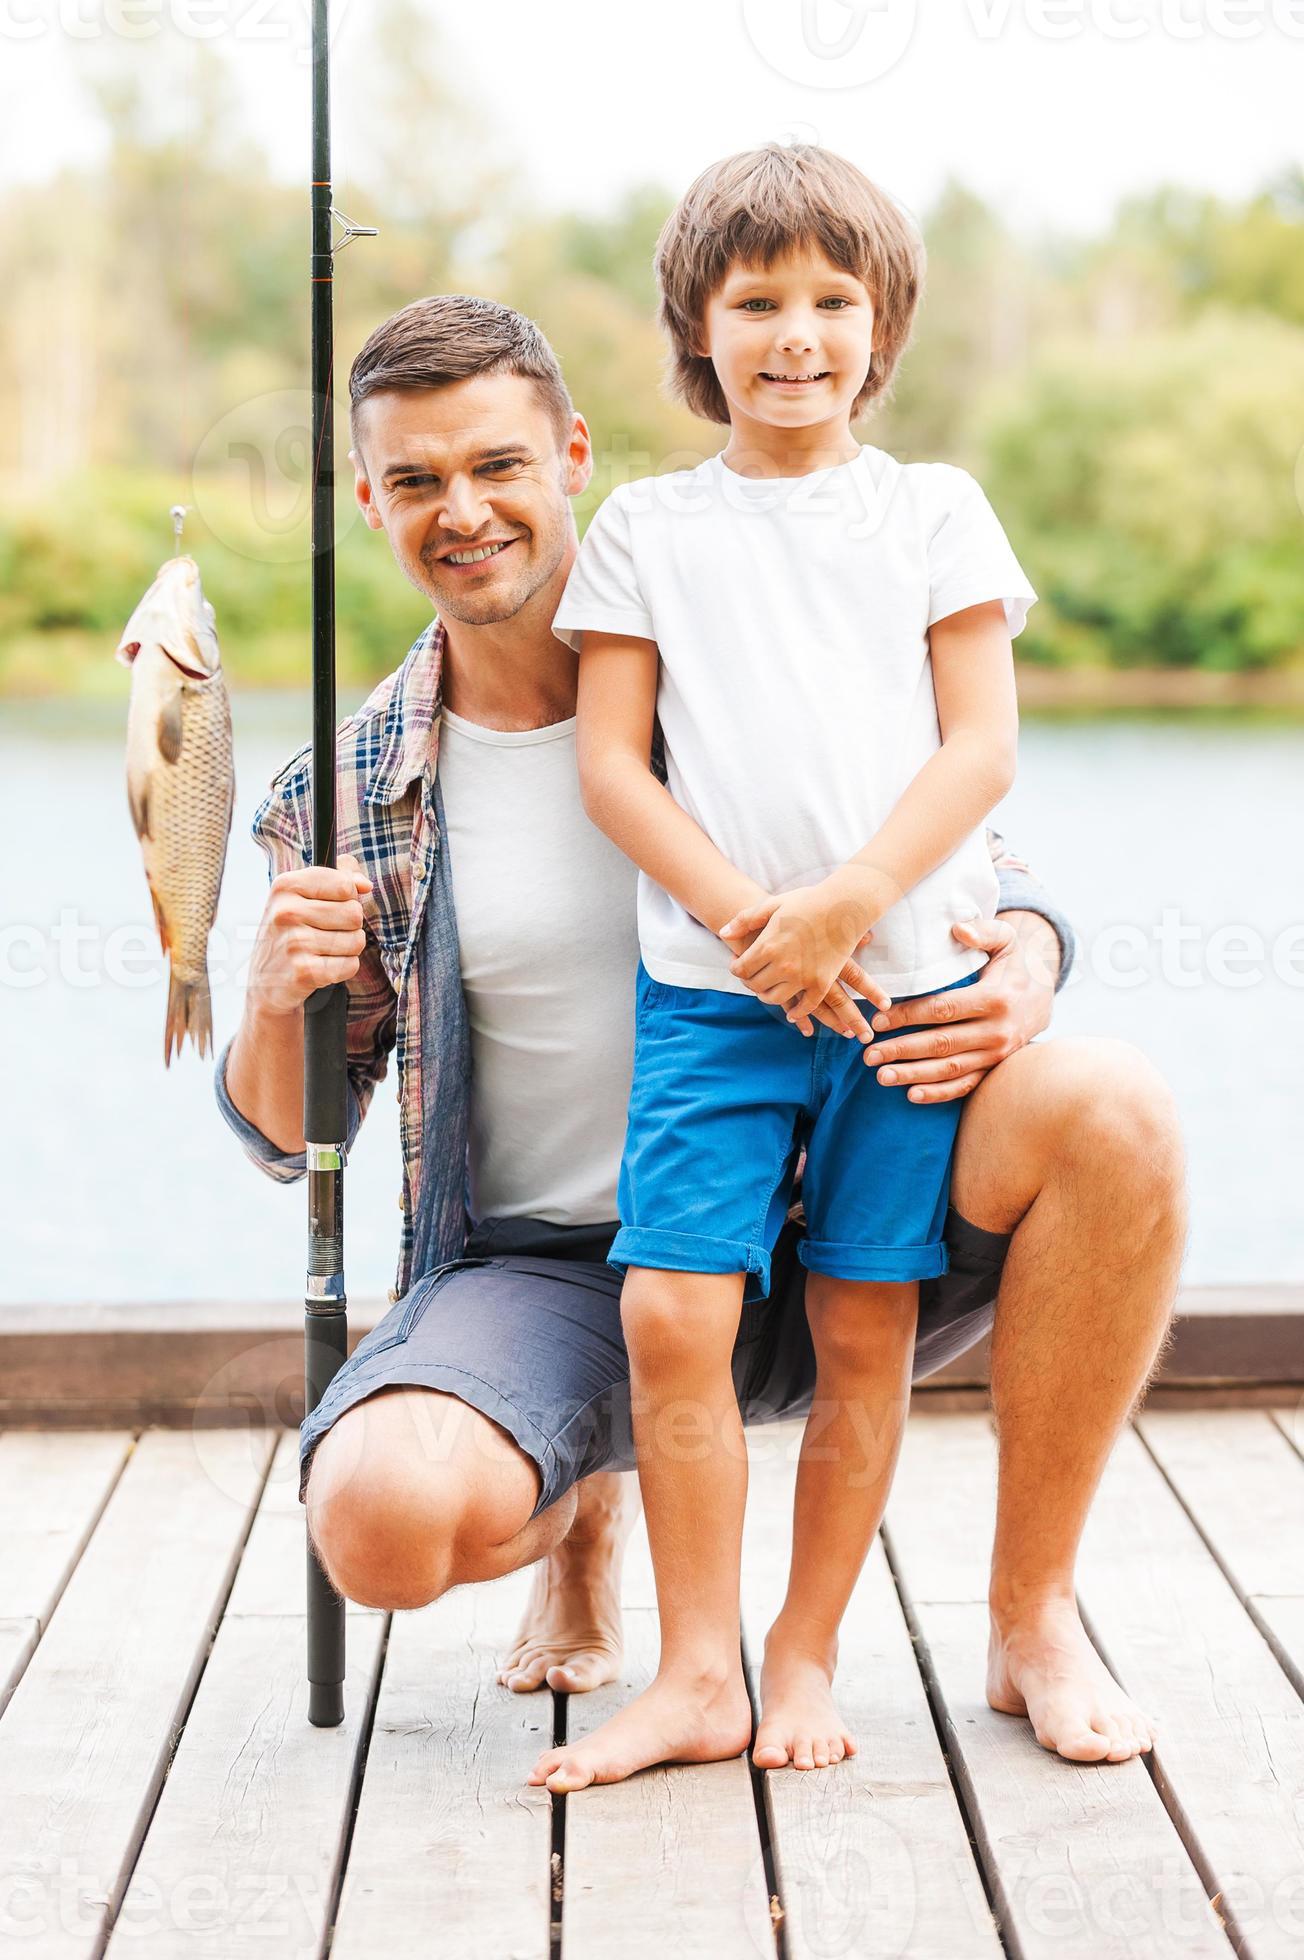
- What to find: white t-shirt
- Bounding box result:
[553,444,1037,998]
[436,707,640,1225]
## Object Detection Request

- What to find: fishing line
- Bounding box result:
[176,23,197,520]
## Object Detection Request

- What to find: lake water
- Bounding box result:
[3,695,1300,1304]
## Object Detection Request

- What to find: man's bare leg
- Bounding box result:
[306,1384,589,1609]
[496,1469,641,1693]
[946,1034,1188,1764]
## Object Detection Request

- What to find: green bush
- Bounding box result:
[977,311,1304,670]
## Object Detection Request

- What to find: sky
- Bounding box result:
[0,0,1300,238]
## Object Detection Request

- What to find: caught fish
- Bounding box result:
[117,555,235,1065]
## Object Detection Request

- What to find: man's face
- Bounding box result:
[352,373,592,625]
[700,246,876,435]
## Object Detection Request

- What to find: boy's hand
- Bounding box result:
[720,902,874,1041]
[718,883,892,1034]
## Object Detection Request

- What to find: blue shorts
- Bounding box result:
[608,962,982,1302]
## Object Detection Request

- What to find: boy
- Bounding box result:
[528,143,1036,1792]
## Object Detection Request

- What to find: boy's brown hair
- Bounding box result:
[654,143,924,426]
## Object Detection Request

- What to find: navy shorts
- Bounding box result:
[298,1203,1012,1519]
[611,961,982,1301]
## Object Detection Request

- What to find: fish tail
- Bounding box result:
[164,968,213,1066]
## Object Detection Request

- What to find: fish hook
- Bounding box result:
[169,504,191,555]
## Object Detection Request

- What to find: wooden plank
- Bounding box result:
[224,1432,380,1619]
[107,1430,386,1954]
[1070,1420,1304,1959]
[330,1568,554,1960]
[885,1413,1230,1959]
[3,1287,1298,1422]
[0,1432,133,1711]
[740,1420,1002,1959]
[0,1299,382,1428]
[561,1586,773,1960]
[107,1613,385,1956]
[1137,1409,1304,1694]
[0,1429,273,1960]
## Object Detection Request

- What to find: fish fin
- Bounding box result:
[164,968,212,1067]
[127,773,150,842]
[147,878,170,955]
[157,694,184,765]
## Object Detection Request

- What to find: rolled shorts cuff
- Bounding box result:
[798,1238,950,1284]
[297,1359,560,1513]
[608,1225,772,1301]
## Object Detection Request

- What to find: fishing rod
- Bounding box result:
[304,0,374,1730]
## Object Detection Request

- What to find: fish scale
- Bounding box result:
[118,555,236,1065]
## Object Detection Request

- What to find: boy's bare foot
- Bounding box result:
[987,1590,1158,1763]
[526,1665,753,1793]
[497,1472,638,1694]
[752,1622,858,1771]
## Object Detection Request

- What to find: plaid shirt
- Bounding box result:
[216,617,1076,1303]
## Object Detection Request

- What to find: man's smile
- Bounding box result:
[435,538,520,571]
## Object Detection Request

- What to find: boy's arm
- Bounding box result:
[577,630,881,1036]
[725,597,1018,1013]
[575,629,772,934]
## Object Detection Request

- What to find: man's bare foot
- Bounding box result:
[987,1591,1159,1763]
[752,1620,858,1772]
[497,1471,639,1695]
[527,1664,753,1793]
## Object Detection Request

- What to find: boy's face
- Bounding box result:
[699,246,875,437]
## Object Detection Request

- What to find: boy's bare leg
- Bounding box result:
[753,1276,918,1770]
[527,1267,754,1793]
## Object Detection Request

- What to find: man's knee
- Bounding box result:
[304,1387,542,1609]
[1033,1037,1185,1190]
[952,1036,1186,1235]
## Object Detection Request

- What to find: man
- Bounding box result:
[219,294,1187,1771]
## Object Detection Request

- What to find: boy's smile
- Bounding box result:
[699,245,876,470]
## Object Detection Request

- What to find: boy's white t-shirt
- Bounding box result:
[552,443,1037,999]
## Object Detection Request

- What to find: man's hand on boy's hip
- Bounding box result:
[860,913,1060,1105]
[718,877,891,1036]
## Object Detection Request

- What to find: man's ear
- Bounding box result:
[563,413,595,498]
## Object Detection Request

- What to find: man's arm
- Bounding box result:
[989,828,1076,992]
[216,793,396,1180]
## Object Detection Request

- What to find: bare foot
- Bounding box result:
[496,1471,639,1695]
[752,1622,858,1772]
[987,1592,1159,1763]
[527,1665,753,1793]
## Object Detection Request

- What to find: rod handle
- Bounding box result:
[303,982,348,1144]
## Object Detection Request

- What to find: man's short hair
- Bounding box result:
[654,143,924,427]
[348,294,575,448]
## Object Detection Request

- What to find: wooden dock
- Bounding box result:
[2,1407,1303,1957]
